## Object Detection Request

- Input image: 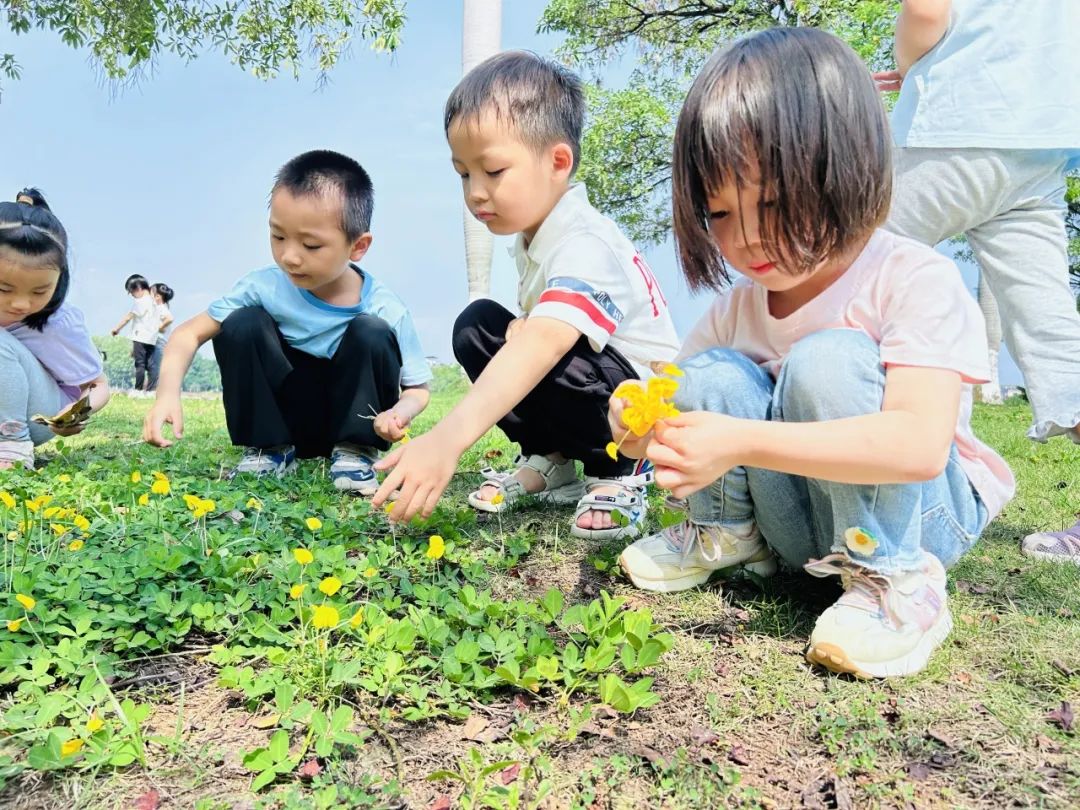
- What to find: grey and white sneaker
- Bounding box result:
[330,443,380,494]
[227,445,297,479]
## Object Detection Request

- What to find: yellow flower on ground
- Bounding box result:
[60,738,84,757]
[246,497,262,511]
[844,527,879,556]
[151,471,168,482]
[73,515,90,532]
[130,471,142,483]
[426,535,445,561]
[0,491,14,510]
[6,531,18,542]
[151,479,170,496]
[362,567,377,578]
[605,441,619,461]
[183,494,202,510]
[57,474,71,483]
[43,506,61,519]
[490,493,504,506]
[138,493,150,506]
[312,604,340,629]
[15,594,35,610]
[7,618,23,632]
[305,517,322,531]
[289,584,307,599]
[68,539,85,552]
[350,609,364,628]
[192,499,215,519]
[293,548,314,566]
[319,576,342,596]
[86,713,104,733]
[50,523,68,536]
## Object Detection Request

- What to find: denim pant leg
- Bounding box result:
[674,349,814,546]
[0,329,65,447]
[774,329,985,573]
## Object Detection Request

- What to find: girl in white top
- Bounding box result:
[148,283,175,392]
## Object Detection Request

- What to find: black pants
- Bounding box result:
[132,341,156,391]
[452,299,636,478]
[212,307,402,458]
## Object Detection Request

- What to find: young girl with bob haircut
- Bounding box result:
[611,27,1014,678]
[0,202,110,469]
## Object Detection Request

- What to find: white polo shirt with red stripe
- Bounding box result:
[513,184,679,378]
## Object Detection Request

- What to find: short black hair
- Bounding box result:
[0,201,70,330]
[151,282,174,303]
[672,27,891,291]
[272,150,374,240]
[125,274,150,293]
[444,50,585,172]
[15,188,50,210]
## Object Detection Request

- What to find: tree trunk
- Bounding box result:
[462,0,501,301]
[978,274,1004,404]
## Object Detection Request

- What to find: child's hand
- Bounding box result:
[647,412,742,500]
[372,431,460,522]
[48,416,87,438]
[143,396,184,447]
[373,409,410,442]
[505,316,528,342]
[607,395,650,459]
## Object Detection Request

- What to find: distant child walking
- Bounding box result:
[111,274,158,393]
[1,201,110,469]
[612,28,1014,678]
[144,150,432,493]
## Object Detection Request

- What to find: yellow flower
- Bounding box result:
[0,491,14,510]
[183,494,202,510]
[138,493,150,507]
[7,618,23,632]
[15,594,35,610]
[51,523,69,536]
[400,431,411,444]
[293,548,314,566]
[490,492,504,506]
[16,520,28,533]
[425,535,445,561]
[57,474,71,483]
[384,502,395,514]
[24,496,51,513]
[6,531,18,542]
[191,498,215,519]
[86,713,104,733]
[68,539,85,552]
[151,479,170,496]
[362,567,377,578]
[662,363,685,378]
[60,738,84,757]
[312,604,339,629]
[289,583,307,599]
[130,471,142,483]
[246,497,262,511]
[43,507,61,519]
[151,471,168,482]
[305,517,322,532]
[844,527,879,556]
[73,515,90,532]
[319,576,342,596]
[605,441,619,461]
[350,609,364,628]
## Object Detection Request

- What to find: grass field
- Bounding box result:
[0,389,1077,809]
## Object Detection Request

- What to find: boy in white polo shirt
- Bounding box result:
[111,275,159,394]
[374,50,680,540]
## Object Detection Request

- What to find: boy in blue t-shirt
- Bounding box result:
[144,150,432,493]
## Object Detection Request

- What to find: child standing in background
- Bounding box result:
[111,274,158,394]
[148,282,175,392]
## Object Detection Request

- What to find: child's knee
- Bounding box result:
[780,330,883,420]
[452,299,509,364]
[342,314,398,358]
[219,306,274,339]
[674,347,770,413]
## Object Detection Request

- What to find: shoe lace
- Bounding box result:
[805,553,900,627]
[663,522,731,567]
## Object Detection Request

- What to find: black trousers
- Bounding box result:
[452,299,637,478]
[132,341,156,391]
[212,307,402,458]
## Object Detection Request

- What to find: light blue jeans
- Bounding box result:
[677,330,988,574]
[0,328,64,446]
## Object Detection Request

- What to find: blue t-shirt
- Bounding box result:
[891,0,1080,169]
[207,265,432,386]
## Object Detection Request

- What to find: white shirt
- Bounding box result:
[513,184,679,377]
[155,302,173,344]
[128,295,158,345]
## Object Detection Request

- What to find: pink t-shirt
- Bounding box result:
[679,229,1015,520]
[5,303,103,404]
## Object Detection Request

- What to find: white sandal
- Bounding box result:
[570,465,653,541]
[0,440,34,471]
[467,454,585,514]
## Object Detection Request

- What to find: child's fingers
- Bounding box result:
[374,445,404,474]
[652,465,685,492]
[171,411,184,439]
[646,437,685,471]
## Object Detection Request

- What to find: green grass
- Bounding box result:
[0,392,1076,809]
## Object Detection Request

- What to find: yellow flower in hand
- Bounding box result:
[844,527,879,556]
[312,604,340,629]
[605,441,619,461]
[425,535,445,560]
[305,517,322,531]
[318,576,342,596]
[293,548,314,566]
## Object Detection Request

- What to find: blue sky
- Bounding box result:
[1,2,1020,383]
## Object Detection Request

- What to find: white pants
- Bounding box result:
[886,148,1080,442]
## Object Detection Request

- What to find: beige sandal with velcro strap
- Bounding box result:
[570,469,653,541]
[467,454,585,514]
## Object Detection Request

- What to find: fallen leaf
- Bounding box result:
[959,614,975,625]
[250,713,281,729]
[511,694,531,713]
[580,722,616,739]
[1035,734,1058,752]
[593,705,619,721]
[483,449,503,459]
[225,509,245,523]
[475,724,507,744]
[689,725,720,747]
[632,744,667,768]
[429,796,452,810]
[461,713,490,741]
[954,672,973,685]
[928,752,956,769]
[499,763,521,785]
[926,729,954,748]
[297,759,322,779]
[1051,659,1075,677]
[728,745,751,766]
[133,791,160,810]
[1047,701,1074,732]
[905,762,931,780]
